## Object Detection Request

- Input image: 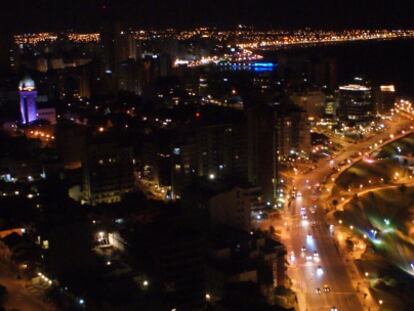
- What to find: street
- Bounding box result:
[272,114,414,311]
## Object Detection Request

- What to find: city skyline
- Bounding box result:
[1,2,414,311]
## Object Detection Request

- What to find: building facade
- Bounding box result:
[209,186,263,232]
[338,82,374,123]
[19,76,38,124]
[82,140,134,205]
[377,85,396,114]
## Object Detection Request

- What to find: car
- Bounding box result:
[306,255,313,261]
[324,284,331,293]
[302,214,308,220]
[330,307,338,311]
[315,288,321,294]
[289,251,296,263]
[301,246,306,253]
[316,265,324,276]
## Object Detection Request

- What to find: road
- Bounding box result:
[272,114,414,311]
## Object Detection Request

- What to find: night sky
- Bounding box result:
[1,0,414,33]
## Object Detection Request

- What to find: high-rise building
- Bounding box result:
[82,139,134,205]
[309,58,337,91]
[18,76,38,124]
[158,53,172,77]
[248,99,311,202]
[247,104,278,203]
[117,59,142,95]
[377,85,396,114]
[99,19,142,95]
[196,123,248,181]
[275,105,311,160]
[115,31,139,63]
[171,140,197,199]
[56,122,88,170]
[338,80,374,123]
[324,93,338,118]
[79,67,91,98]
[290,89,326,120]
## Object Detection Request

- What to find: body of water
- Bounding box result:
[265,39,414,97]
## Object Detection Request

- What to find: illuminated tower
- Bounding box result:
[18,76,38,124]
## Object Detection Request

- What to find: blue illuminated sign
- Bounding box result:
[252,62,276,68]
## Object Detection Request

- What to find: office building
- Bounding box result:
[338,80,374,123]
[377,85,396,114]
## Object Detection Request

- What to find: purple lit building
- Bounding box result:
[19,76,38,124]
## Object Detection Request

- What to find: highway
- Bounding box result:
[272,114,414,311]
